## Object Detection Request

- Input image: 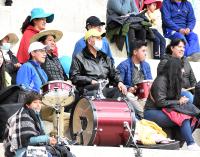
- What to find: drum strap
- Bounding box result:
[29,61,46,85]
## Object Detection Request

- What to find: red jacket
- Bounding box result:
[17,25,40,63]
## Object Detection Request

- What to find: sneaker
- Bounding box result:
[188,143,200,151]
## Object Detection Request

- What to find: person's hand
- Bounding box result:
[185,28,191,35]
[128,86,137,94]
[179,28,186,35]
[14,63,21,68]
[179,96,189,105]
[49,137,57,145]
[118,82,127,95]
[91,80,98,85]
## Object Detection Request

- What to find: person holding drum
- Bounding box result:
[70,28,127,98]
[117,40,153,118]
[157,39,196,103]
[144,57,200,151]
[16,41,48,93]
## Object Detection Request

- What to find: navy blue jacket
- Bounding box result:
[161,0,196,36]
[117,58,152,88]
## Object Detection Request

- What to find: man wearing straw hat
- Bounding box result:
[0,32,21,84]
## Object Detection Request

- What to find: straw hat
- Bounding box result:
[30,30,63,43]
[0,32,19,45]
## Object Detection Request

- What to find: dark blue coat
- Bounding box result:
[117,58,152,88]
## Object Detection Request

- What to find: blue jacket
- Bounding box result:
[117,58,152,88]
[16,60,48,93]
[161,0,196,36]
[72,37,114,61]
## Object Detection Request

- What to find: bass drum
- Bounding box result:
[70,98,136,146]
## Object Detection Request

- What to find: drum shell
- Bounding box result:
[71,98,135,146]
[136,81,152,99]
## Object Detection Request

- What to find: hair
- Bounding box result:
[38,34,56,44]
[24,91,42,107]
[21,15,34,34]
[0,51,6,90]
[160,57,183,99]
[165,38,186,55]
[129,40,147,57]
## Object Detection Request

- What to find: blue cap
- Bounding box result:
[30,8,54,23]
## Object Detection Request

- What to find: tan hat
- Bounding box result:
[0,32,19,45]
[30,30,63,43]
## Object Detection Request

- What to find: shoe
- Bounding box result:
[187,143,200,151]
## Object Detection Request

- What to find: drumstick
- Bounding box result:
[183,87,195,91]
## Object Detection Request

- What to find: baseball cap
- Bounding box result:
[84,28,105,40]
[86,16,105,28]
[28,42,47,54]
[30,8,54,23]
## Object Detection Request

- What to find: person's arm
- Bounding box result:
[188,62,197,87]
[69,57,92,86]
[130,0,139,14]
[16,64,32,90]
[29,135,49,145]
[160,1,181,31]
[102,37,114,63]
[107,0,130,15]
[72,38,86,57]
[157,59,168,75]
[143,62,153,80]
[186,2,196,31]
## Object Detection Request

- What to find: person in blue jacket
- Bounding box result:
[73,16,114,62]
[161,0,200,57]
[117,40,152,118]
[16,42,48,93]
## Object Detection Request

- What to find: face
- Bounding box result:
[133,46,147,62]
[0,51,4,67]
[33,18,47,31]
[43,35,56,50]
[171,41,185,58]
[147,3,157,12]
[88,25,103,32]
[31,49,47,64]
[26,99,42,112]
[87,36,101,47]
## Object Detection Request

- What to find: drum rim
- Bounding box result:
[41,80,73,87]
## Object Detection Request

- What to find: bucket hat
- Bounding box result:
[143,0,162,10]
[0,32,19,45]
[30,30,63,43]
[30,8,54,23]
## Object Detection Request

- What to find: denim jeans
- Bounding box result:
[181,90,194,103]
[144,109,195,145]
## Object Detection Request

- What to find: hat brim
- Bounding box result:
[30,30,63,44]
[0,33,19,45]
[30,13,54,23]
[143,0,162,10]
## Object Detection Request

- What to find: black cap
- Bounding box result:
[86,16,105,28]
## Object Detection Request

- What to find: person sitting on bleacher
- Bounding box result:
[73,16,113,61]
[144,57,200,151]
[143,0,166,59]
[117,40,152,118]
[3,92,57,157]
[16,42,48,93]
[157,39,196,103]
[70,28,127,98]
[0,32,21,84]
[161,0,200,60]
[0,50,11,90]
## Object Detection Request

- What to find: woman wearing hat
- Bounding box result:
[31,29,67,81]
[143,0,166,59]
[0,32,21,84]
[17,8,54,64]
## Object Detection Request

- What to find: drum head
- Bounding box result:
[70,98,96,145]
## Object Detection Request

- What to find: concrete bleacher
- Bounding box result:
[1,0,200,156]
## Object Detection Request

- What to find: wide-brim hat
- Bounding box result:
[143,0,162,10]
[0,32,19,45]
[84,28,105,41]
[30,8,54,23]
[30,30,63,44]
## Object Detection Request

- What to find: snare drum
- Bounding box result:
[41,80,74,107]
[136,80,153,100]
[70,98,136,146]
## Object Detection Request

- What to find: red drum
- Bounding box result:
[70,98,135,146]
[41,80,74,107]
[136,80,153,100]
